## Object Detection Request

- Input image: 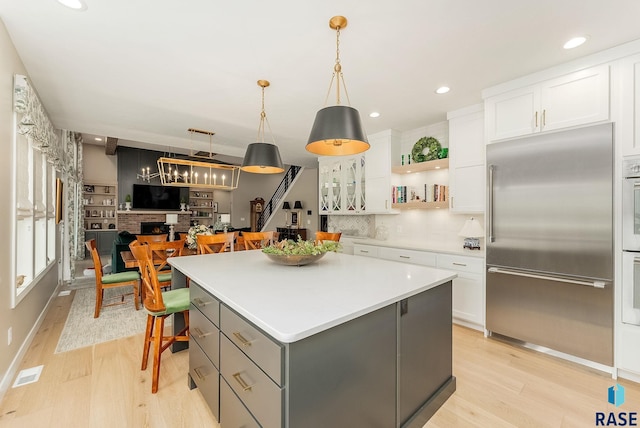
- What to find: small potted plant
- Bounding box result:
[124,194,132,211]
[180,196,187,212]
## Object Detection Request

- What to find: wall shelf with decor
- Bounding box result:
[391,158,449,211]
[189,188,216,225]
[82,182,118,232]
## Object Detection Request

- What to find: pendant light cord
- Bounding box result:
[256,83,276,144]
[322,24,352,107]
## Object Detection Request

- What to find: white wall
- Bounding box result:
[83,144,117,183]
[264,167,319,234]
[0,19,59,398]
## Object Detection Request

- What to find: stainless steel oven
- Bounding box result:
[622,158,640,325]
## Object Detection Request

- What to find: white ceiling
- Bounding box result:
[3,0,640,167]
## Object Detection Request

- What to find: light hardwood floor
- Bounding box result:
[0,290,638,427]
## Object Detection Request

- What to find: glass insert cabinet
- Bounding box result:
[318,155,366,214]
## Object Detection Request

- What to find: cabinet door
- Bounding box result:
[364,130,399,214]
[448,106,485,213]
[318,160,331,213]
[486,85,539,141]
[399,283,452,425]
[343,155,365,213]
[451,272,484,328]
[618,54,640,156]
[97,231,117,255]
[450,164,485,213]
[540,64,609,132]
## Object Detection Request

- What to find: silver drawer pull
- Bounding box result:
[359,250,369,253]
[399,255,411,259]
[452,262,467,266]
[233,372,253,391]
[192,297,213,307]
[193,367,206,381]
[233,332,253,346]
[192,327,214,339]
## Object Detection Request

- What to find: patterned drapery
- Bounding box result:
[13,74,63,171]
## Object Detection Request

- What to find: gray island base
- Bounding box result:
[169,250,457,427]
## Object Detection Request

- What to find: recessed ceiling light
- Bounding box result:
[369,112,380,118]
[563,36,587,50]
[56,0,87,11]
[94,137,102,142]
[435,86,450,94]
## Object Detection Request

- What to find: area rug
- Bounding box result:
[55,287,148,353]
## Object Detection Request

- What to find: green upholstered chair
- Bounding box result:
[85,239,140,318]
[129,242,190,393]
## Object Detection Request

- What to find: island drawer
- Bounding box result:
[220,305,283,385]
[191,282,220,327]
[220,334,283,428]
[190,339,220,422]
[190,303,219,369]
[354,244,379,257]
[378,247,437,267]
[220,377,260,428]
[437,254,483,274]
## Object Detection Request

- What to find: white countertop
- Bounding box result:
[341,236,486,258]
[169,251,456,343]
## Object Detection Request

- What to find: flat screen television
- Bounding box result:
[132,184,181,210]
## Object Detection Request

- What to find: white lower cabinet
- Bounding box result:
[354,244,379,258]
[378,247,437,267]
[354,244,485,330]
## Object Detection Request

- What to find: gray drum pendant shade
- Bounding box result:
[241,142,284,174]
[306,105,369,156]
[241,80,285,174]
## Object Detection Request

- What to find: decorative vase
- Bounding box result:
[180,203,186,212]
[125,202,131,211]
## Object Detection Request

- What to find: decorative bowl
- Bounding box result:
[263,252,327,266]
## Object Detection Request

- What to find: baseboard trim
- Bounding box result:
[0,282,62,401]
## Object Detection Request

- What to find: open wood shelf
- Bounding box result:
[391,201,449,210]
[391,158,449,174]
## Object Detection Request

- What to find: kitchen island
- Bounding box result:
[169,250,457,428]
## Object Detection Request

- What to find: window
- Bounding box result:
[12,74,60,307]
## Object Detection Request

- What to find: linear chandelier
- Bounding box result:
[157,157,240,190]
[157,128,241,190]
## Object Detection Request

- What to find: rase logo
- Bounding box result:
[596,384,637,426]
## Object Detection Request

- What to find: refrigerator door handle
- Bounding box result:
[487,267,606,288]
[488,165,495,242]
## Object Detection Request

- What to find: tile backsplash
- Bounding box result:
[327,211,485,247]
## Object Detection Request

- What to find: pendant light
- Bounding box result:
[306,16,369,156]
[241,80,285,174]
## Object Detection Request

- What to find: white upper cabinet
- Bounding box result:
[447,104,485,213]
[365,129,400,214]
[618,53,640,156]
[318,155,365,215]
[486,64,610,142]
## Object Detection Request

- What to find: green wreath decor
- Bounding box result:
[411,137,441,163]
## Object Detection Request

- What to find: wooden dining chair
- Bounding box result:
[136,234,167,244]
[242,231,274,250]
[315,231,342,245]
[85,239,140,318]
[129,243,190,394]
[197,232,235,254]
[146,238,186,289]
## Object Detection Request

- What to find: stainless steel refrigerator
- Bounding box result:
[486,123,614,365]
